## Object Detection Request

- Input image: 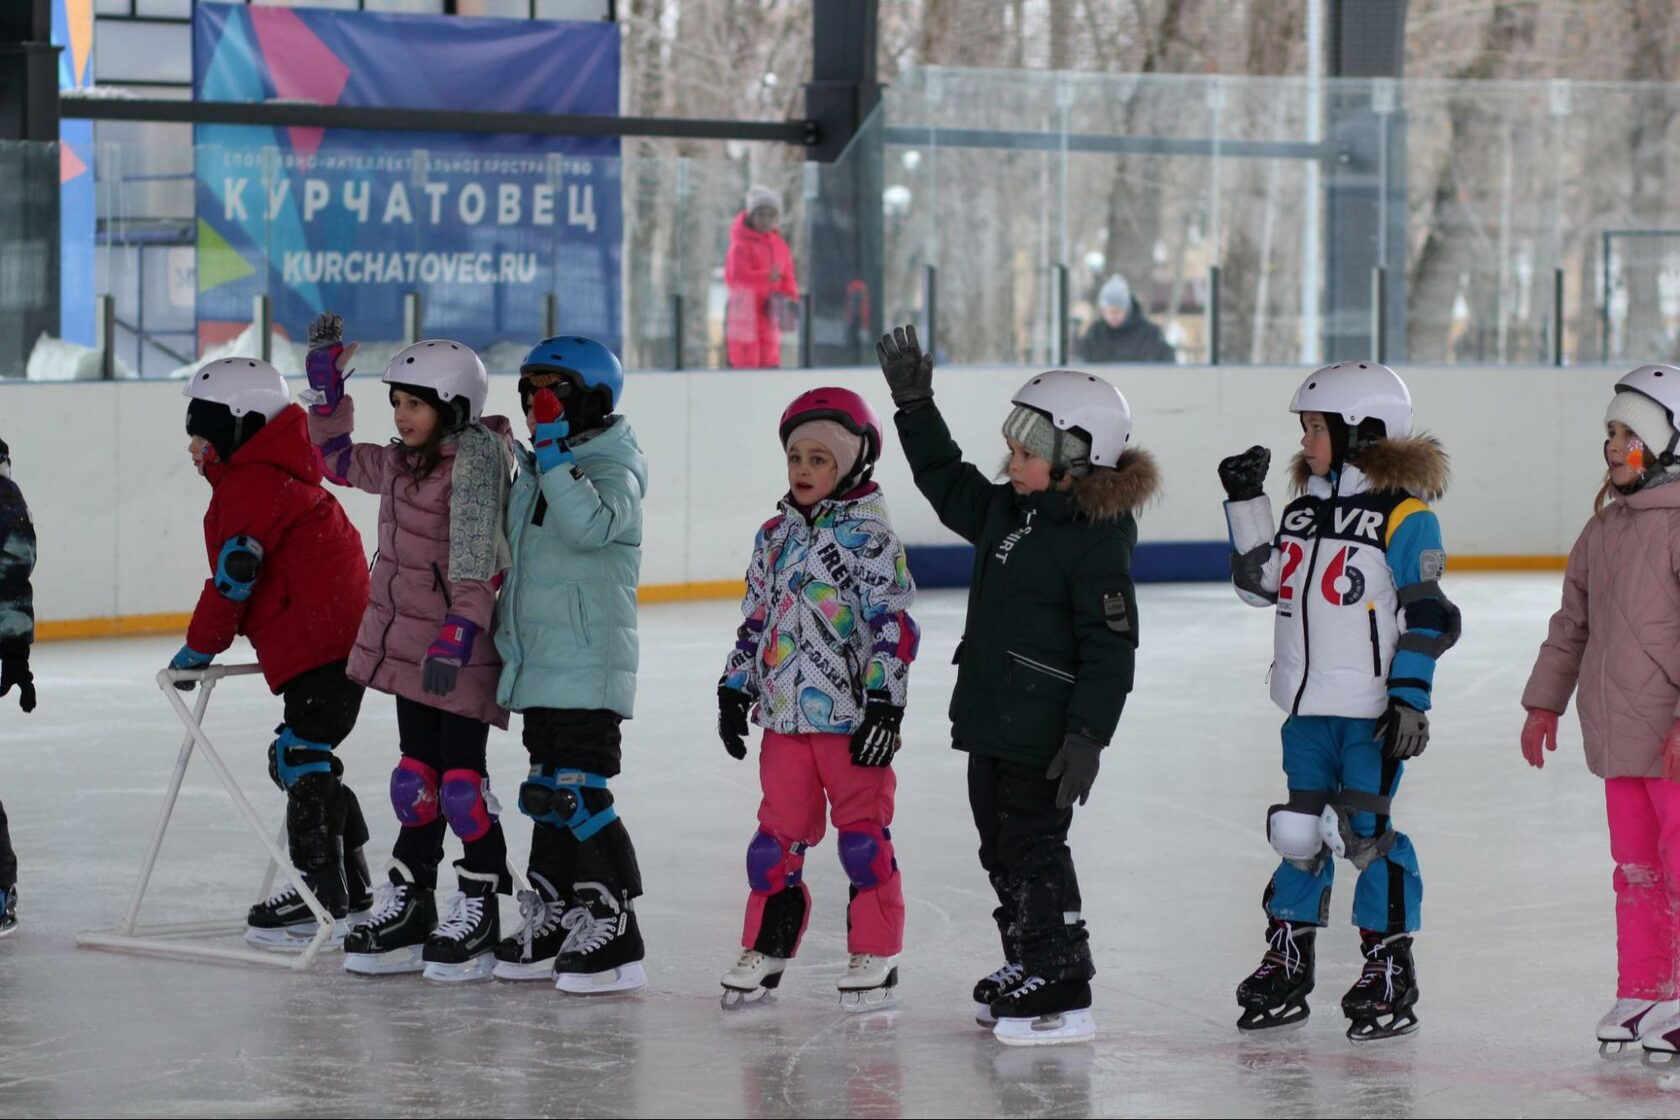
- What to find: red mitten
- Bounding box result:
[1520,708,1558,769]
[531,386,564,425]
[1663,720,1680,783]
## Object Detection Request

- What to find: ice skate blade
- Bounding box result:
[244,919,349,952]
[492,957,557,981]
[344,944,425,975]
[721,986,777,1010]
[423,953,496,983]
[1237,1002,1310,1032]
[1599,1038,1639,1058]
[1346,1013,1419,1043]
[975,1001,997,1028]
[838,985,899,1014]
[0,923,18,940]
[994,1009,1096,1047]
[1641,1046,1680,1068]
[556,961,646,995]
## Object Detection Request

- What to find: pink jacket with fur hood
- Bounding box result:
[310,395,511,729]
[1523,481,1680,778]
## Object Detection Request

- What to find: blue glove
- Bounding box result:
[168,645,214,692]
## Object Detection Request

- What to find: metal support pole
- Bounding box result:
[1601,231,1612,364]
[403,292,423,344]
[1053,263,1070,367]
[1208,265,1221,366]
[922,264,938,365]
[1552,266,1565,367]
[670,294,684,371]
[252,294,272,363]
[543,292,558,338]
[1371,266,1387,363]
[97,293,115,379]
[800,293,814,369]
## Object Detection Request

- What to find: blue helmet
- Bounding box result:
[520,335,624,410]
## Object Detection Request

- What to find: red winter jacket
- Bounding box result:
[187,404,370,693]
[725,210,798,369]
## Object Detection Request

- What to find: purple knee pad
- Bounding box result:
[838,826,896,889]
[440,768,493,841]
[390,758,439,828]
[746,829,806,893]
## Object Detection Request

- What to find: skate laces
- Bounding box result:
[434,893,484,941]
[259,884,302,908]
[364,881,409,925]
[847,953,879,971]
[1261,922,1305,977]
[985,962,1025,988]
[1357,938,1399,1000]
[558,902,614,955]
[1011,975,1048,997]
[732,948,765,971]
[516,889,565,954]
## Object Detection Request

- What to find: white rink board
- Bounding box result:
[0,363,1626,626]
[0,577,1675,1116]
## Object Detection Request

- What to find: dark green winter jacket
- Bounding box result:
[897,403,1160,770]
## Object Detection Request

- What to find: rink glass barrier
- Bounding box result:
[5,72,1680,378]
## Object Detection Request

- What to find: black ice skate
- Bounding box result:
[990,976,1096,1046]
[343,860,437,976]
[421,867,501,983]
[244,863,350,951]
[0,884,16,939]
[1236,919,1316,1031]
[973,961,1024,1026]
[553,881,646,995]
[1342,930,1419,1042]
[492,871,567,981]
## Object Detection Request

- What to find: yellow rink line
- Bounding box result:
[31,560,1566,642]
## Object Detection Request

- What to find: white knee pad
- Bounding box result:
[1268,805,1338,870]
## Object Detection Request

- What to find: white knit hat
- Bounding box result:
[1605,390,1677,466]
[1098,274,1132,310]
[745,185,783,217]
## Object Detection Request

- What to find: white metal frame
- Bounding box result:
[76,664,337,969]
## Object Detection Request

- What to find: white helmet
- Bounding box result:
[1011,369,1133,469]
[1614,364,1680,461]
[182,357,290,421]
[1288,360,1412,440]
[382,340,489,425]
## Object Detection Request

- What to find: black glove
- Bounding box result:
[0,641,34,714]
[1377,699,1429,760]
[1047,730,1104,809]
[718,685,752,760]
[849,691,904,767]
[1217,446,1272,502]
[876,325,935,411]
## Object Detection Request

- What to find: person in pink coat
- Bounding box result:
[725,185,798,369]
[1522,364,1680,1061]
[306,329,514,983]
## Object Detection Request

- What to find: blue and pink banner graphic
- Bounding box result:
[192,3,621,358]
[54,0,95,346]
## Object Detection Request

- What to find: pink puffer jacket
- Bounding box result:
[309,396,511,729]
[1523,482,1680,778]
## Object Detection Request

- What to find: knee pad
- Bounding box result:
[837,825,897,889]
[390,758,440,828]
[440,769,495,841]
[1268,791,1336,873]
[517,767,618,841]
[746,829,807,894]
[1326,789,1398,871]
[267,725,338,791]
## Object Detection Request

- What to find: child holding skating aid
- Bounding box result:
[307,321,516,982]
[1219,360,1457,1042]
[715,386,918,1012]
[1521,364,1680,1062]
[174,352,374,948]
[879,325,1159,1047]
[488,336,650,995]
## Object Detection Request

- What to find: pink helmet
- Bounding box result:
[779,386,884,493]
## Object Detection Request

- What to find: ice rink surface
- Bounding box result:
[3,574,1679,1117]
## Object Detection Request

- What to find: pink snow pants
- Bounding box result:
[1606,777,1680,999]
[741,731,904,957]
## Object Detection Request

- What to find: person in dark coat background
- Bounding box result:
[1078,274,1176,364]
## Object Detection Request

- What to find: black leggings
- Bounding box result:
[522,708,642,900]
[392,696,509,891]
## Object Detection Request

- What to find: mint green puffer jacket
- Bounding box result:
[495,415,647,717]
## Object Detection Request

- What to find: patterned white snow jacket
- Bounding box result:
[721,484,919,734]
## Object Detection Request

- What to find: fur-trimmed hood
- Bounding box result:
[1290,434,1449,502]
[1073,446,1162,521]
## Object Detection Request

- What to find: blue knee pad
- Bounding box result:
[746,829,806,892]
[267,725,336,791]
[517,767,617,841]
[838,825,894,889]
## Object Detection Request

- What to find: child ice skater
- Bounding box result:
[175,354,373,947]
[307,323,515,981]
[0,436,37,937]
[880,325,1158,1046]
[1219,360,1457,1041]
[490,335,650,994]
[715,386,918,1011]
[1521,364,1680,1061]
